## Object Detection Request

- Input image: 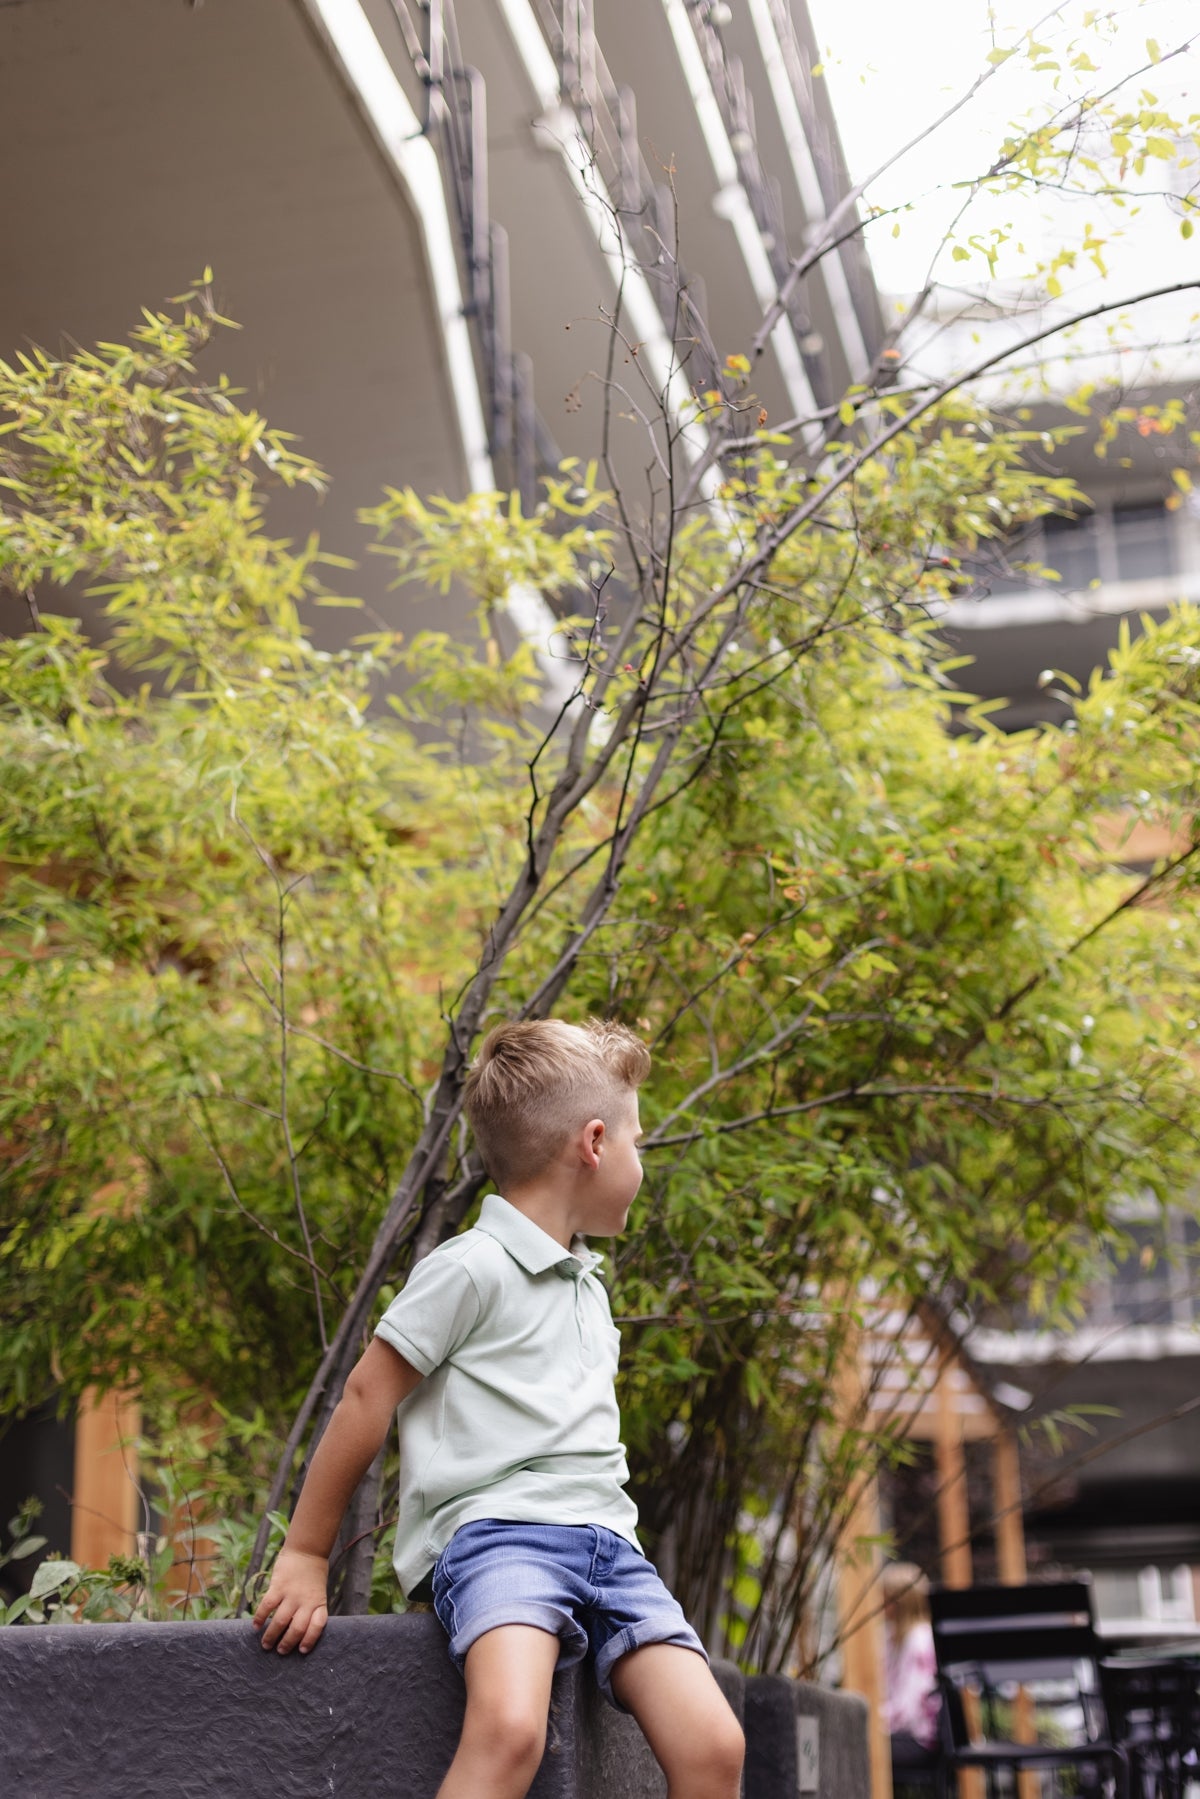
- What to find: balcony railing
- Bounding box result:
[529,0,727,406]
[387,0,561,506]
[387,0,741,497]
[681,0,834,407]
[753,0,881,367]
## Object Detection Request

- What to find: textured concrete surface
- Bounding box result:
[793,1678,871,1799]
[0,1610,863,1797]
[0,1614,760,1799]
[744,1675,799,1797]
[743,1672,872,1799]
[0,1614,563,1798]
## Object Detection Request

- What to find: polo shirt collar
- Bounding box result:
[477,1193,605,1280]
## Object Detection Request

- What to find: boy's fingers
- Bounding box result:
[274,1603,317,1655]
[298,1603,329,1655]
[258,1597,295,1650]
[251,1586,279,1631]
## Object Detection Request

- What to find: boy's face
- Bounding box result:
[580,1095,644,1237]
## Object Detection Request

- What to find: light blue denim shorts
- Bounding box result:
[431,1519,707,1707]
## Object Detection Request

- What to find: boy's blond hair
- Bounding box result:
[463,1017,650,1190]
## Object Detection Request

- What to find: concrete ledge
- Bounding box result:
[744,1671,871,1799]
[793,1677,871,1799]
[0,1612,868,1797]
[0,1612,746,1799]
[745,1675,799,1796]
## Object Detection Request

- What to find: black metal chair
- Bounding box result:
[1099,1656,1200,1799]
[892,1771,941,1798]
[930,1580,1130,1797]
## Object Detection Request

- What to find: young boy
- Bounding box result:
[253,1018,744,1799]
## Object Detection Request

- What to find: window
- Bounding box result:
[1091,1568,1142,1622]
[1042,511,1100,591]
[963,497,1178,601]
[1086,1206,1200,1329]
[1112,501,1175,583]
[1091,1565,1196,1626]
[966,527,1046,596]
[1000,1204,1198,1336]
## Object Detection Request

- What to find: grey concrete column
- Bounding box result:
[744,1672,870,1799]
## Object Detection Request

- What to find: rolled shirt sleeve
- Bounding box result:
[375,1245,483,1377]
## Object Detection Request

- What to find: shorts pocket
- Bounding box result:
[433,1517,492,1594]
[431,1543,458,1605]
[432,1579,457,1640]
[431,1547,458,1635]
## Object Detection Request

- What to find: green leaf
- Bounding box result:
[9,1536,48,1560]
[29,1559,82,1601]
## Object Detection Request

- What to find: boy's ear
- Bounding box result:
[580,1118,606,1169]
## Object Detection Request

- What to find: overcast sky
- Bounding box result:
[804,0,1197,305]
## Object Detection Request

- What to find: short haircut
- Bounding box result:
[463,1017,650,1190]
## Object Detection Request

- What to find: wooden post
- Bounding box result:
[835,1340,894,1799]
[992,1429,1027,1584]
[993,1429,1038,1799]
[71,1174,146,1573]
[837,1466,894,1799]
[934,1364,983,1799]
[71,1388,141,1569]
[160,1397,224,1606]
[934,1364,973,1589]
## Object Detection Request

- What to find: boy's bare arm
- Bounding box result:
[252,1337,422,1654]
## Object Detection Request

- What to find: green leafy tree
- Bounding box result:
[4,1,1200,1659]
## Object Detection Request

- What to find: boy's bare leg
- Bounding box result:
[437,1624,561,1799]
[610,1644,745,1799]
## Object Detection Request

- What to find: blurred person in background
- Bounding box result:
[882,1563,940,1786]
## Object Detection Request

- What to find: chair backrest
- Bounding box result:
[930,1582,1107,1753]
[930,1581,1100,1673]
[1100,1656,1200,1747]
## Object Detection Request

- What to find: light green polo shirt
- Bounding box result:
[375,1193,642,1598]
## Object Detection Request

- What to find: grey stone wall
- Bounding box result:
[792,1679,871,1799]
[743,1670,872,1799]
[0,1613,868,1799]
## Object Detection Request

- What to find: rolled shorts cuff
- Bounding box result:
[443,1599,589,1675]
[594,1619,709,1710]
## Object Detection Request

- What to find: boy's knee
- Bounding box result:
[708,1713,746,1779]
[466,1698,547,1775]
[677,1712,744,1790]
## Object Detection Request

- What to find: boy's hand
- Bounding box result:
[252,1548,330,1655]
[248,1340,420,1660]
